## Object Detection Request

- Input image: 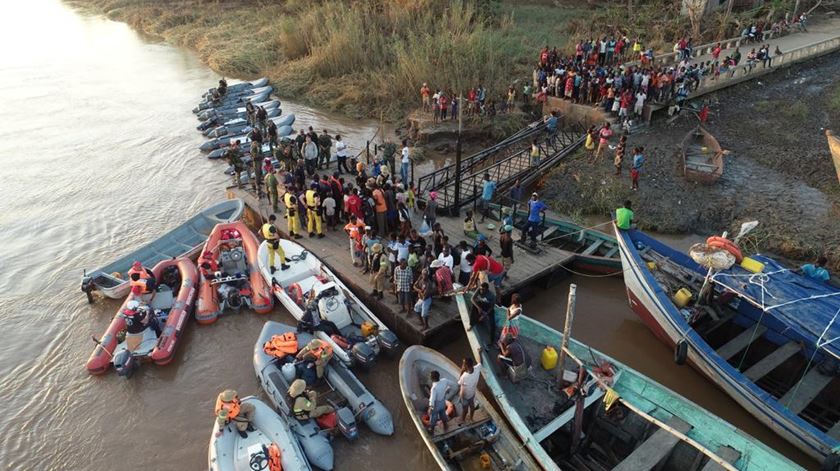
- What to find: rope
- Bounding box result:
[560,264,628,278]
[783,345,821,410]
[736,270,770,371]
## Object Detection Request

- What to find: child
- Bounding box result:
[614,134,626,176]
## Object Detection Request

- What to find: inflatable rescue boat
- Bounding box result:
[196,221,273,324]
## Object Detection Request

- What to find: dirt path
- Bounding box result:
[542,51,840,270]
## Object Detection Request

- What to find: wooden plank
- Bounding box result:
[612,416,692,471]
[581,239,605,256]
[716,325,767,360]
[700,445,741,471]
[743,341,800,381]
[779,367,834,415]
[604,246,619,258]
[532,381,606,442]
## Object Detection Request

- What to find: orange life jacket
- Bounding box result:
[297,339,333,363]
[267,443,283,471]
[128,266,152,291]
[264,332,299,359]
[215,397,241,422]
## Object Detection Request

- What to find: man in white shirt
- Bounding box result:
[400,139,411,184]
[437,245,454,272]
[458,358,482,423]
[335,134,349,174]
[634,91,647,118]
[457,241,473,286]
[427,370,451,433]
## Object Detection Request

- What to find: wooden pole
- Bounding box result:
[557,283,577,373]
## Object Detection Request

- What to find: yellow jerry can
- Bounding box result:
[673,287,692,308]
[541,346,558,370]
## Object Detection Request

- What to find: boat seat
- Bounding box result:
[604,246,619,258]
[743,341,800,381]
[279,265,317,287]
[716,325,767,361]
[701,445,741,471]
[296,276,325,296]
[151,286,175,311]
[613,416,692,471]
[581,239,604,256]
[779,366,834,415]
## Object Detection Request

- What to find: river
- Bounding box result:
[0,1,815,470]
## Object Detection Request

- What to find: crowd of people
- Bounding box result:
[419,82,522,122]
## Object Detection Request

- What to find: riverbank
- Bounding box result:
[542,50,840,271]
[69,0,585,120]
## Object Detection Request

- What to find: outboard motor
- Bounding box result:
[113,349,137,378]
[351,341,376,367]
[81,270,95,304]
[220,247,247,275]
[336,407,358,441]
[376,330,399,353]
[217,283,243,310]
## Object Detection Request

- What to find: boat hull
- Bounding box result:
[614,225,839,462]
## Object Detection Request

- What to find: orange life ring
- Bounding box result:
[706,236,743,262]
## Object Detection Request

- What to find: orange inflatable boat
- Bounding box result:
[86,257,197,375]
[196,221,273,324]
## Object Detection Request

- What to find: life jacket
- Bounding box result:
[199,254,219,278]
[263,332,299,359]
[298,339,333,364]
[293,395,313,420]
[287,283,304,307]
[128,266,152,291]
[305,189,319,209]
[267,443,283,471]
[283,193,297,216]
[261,223,279,241]
[215,396,242,423]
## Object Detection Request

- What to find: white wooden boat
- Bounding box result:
[399,345,539,470]
[257,239,398,367]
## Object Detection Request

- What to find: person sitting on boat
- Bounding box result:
[289,379,334,421]
[298,292,341,337]
[127,261,156,295]
[295,339,333,380]
[799,256,831,284]
[261,214,290,274]
[199,251,218,281]
[615,200,634,230]
[497,334,529,378]
[215,389,255,438]
[217,78,227,96]
[123,299,161,340]
[427,370,452,433]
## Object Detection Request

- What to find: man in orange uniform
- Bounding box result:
[127,261,156,294]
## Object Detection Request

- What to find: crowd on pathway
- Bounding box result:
[419,82,523,122]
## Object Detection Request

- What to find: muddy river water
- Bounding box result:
[0,1,815,469]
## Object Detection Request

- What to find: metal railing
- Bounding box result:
[416,120,547,196]
[431,123,586,213]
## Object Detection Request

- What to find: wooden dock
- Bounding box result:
[226,186,576,345]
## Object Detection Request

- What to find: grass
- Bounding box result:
[71,0,586,120]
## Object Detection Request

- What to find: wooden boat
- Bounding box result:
[681,126,725,184]
[196,221,273,324]
[614,224,840,465]
[489,203,621,276]
[398,345,539,470]
[826,130,840,185]
[455,289,800,470]
[86,257,197,376]
[208,396,311,471]
[257,238,399,368]
[81,199,244,302]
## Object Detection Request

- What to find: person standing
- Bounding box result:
[400,139,411,185]
[225,141,244,188]
[393,258,414,313]
[283,192,302,239]
[521,192,546,244]
[261,214,290,273]
[413,268,434,330]
[530,139,541,166]
[631,146,645,190]
[318,130,332,170]
[322,191,337,231]
[249,127,264,195]
[372,184,388,234]
[502,293,522,339]
[335,135,349,174]
[420,82,431,112]
[423,192,438,231]
[614,134,626,176]
[594,122,613,160]
[458,358,481,424]
[344,214,366,266]
[499,225,514,275]
[264,168,280,212]
[305,183,324,238]
[302,135,319,176]
[478,173,496,223]
[369,243,389,300]
[467,282,497,346]
[456,241,473,286]
[427,371,451,433]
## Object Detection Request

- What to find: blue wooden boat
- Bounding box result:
[456,290,801,470]
[80,199,244,302]
[614,224,840,466]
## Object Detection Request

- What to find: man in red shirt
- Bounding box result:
[372,184,388,233]
[466,253,506,294]
[346,188,364,220]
